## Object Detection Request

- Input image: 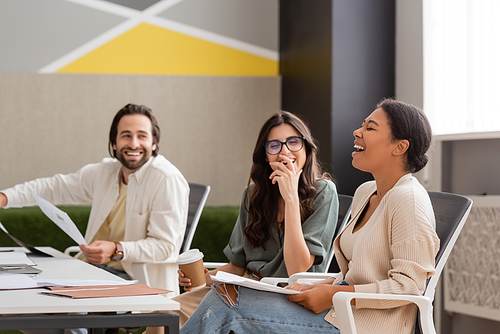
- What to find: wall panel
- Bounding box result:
[0,73,280,206]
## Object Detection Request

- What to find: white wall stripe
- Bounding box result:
[142,0,186,16]
[64,0,139,17]
[38,0,278,73]
[146,16,278,61]
[38,19,141,73]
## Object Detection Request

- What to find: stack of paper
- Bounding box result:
[0,251,36,266]
[35,278,139,287]
[0,274,39,290]
[39,284,171,299]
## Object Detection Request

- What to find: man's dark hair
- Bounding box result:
[108,103,160,158]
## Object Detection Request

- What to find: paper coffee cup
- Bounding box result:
[177,249,206,289]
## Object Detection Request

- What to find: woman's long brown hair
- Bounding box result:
[243,111,329,249]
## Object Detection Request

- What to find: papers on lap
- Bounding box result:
[210,271,300,295]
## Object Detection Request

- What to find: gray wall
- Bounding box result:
[0,73,280,206]
[0,0,281,207]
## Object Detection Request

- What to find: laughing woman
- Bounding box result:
[146,111,339,332]
[180,99,440,334]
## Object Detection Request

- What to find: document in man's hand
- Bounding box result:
[39,284,171,299]
[210,271,300,295]
[31,193,87,245]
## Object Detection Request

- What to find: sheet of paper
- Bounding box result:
[0,274,39,290]
[0,251,36,266]
[36,278,139,287]
[32,193,87,245]
[210,271,300,295]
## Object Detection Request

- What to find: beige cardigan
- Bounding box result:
[325,174,440,334]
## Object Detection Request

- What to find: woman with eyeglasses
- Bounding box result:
[179,99,439,334]
[145,111,338,332]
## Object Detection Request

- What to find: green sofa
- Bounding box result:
[0,205,238,262]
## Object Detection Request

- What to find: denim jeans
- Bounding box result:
[181,285,340,334]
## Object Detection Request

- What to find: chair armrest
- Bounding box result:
[261,272,338,286]
[259,277,289,286]
[288,272,337,284]
[332,292,435,334]
[203,262,227,269]
[64,246,81,257]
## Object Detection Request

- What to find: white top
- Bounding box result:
[338,219,360,261]
[1,155,189,294]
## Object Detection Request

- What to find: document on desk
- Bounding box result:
[0,274,39,290]
[32,193,87,245]
[210,271,300,295]
[35,278,139,287]
[0,264,42,275]
[0,251,36,266]
[40,284,171,299]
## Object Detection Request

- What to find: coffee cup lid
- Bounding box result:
[177,249,204,265]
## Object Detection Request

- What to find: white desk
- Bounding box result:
[0,247,179,333]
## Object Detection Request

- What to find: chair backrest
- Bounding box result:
[180,183,211,254]
[412,191,472,334]
[326,194,353,273]
[424,191,472,300]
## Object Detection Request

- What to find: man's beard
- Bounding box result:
[116,150,150,171]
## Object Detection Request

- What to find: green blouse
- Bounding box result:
[223,179,339,277]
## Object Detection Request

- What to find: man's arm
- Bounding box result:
[0,192,7,208]
[0,163,99,209]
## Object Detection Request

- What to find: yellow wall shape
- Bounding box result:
[57,23,278,76]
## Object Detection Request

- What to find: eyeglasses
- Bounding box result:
[263,136,305,155]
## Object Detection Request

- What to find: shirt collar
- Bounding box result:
[122,155,155,184]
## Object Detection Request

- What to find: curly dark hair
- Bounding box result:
[243,111,330,249]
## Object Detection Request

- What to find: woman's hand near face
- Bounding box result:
[269,155,303,204]
[270,155,314,275]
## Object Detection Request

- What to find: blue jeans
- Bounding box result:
[181,286,340,334]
